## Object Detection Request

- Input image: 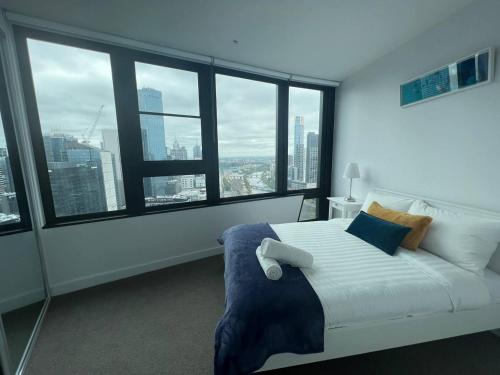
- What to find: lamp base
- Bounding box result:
[344,196,356,202]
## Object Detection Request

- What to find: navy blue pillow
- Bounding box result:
[346,211,412,256]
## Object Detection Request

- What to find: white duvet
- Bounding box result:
[271,219,492,329]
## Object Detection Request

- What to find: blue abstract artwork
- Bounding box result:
[401,49,493,107]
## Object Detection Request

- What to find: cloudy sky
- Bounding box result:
[26,38,321,162]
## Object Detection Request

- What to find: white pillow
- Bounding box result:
[360,191,414,213]
[408,200,500,275]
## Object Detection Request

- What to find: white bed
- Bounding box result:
[258,189,500,372]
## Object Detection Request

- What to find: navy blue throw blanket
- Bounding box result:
[214,223,324,375]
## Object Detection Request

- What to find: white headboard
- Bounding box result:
[372,188,500,275]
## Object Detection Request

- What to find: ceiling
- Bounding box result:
[0,0,477,81]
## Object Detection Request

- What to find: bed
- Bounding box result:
[215,189,500,373]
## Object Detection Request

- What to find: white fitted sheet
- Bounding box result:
[483,269,500,303]
[271,219,493,328]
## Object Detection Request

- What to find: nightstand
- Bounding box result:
[327,197,363,219]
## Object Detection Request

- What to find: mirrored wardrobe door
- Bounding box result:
[0,232,47,374]
[0,41,48,375]
[1,317,13,375]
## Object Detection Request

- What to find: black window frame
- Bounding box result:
[14,26,335,228]
[287,81,333,220]
[0,53,31,235]
[213,67,282,202]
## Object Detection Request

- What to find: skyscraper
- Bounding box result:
[193,143,202,160]
[137,88,166,161]
[43,134,110,216]
[137,88,168,197]
[293,116,305,181]
[100,151,118,211]
[102,128,125,208]
[306,132,319,184]
[171,140,188,160]
[0,156,14,193]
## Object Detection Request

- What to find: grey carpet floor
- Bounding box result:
[26,255,500,375]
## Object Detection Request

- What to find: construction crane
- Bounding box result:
[82,105,104,145]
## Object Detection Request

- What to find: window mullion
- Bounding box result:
[200,65,220,205]
[110,48,145,215]
[277,83,288,195]
[317,87,335,219]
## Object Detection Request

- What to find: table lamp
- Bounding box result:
[343,163,360,202]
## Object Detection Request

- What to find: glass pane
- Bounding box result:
[216,74,277,198]
[139,115,202,161]
[143,175,206,207]
[135,62,199,116]
[287,87,322,191]
[27,39,125,217]
[0,114,20,224]
[299,198,318,221]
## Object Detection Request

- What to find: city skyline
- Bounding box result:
[7,38,322,218]
[1,112,318,221]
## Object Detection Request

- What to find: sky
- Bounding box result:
[26,38,322,162]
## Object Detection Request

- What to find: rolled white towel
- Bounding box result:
[256,246,282,281]
[261,238,313,268]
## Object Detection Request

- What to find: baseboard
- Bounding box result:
[0,288,46,314]
[50,246,224,296]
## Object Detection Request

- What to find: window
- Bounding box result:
[0,113,20,224]
[135,62,202,161]
[144,175,206,207]
[0,54,30,233]
[216,74,277,198]
[26,38,125,217]
[287,87,322,191]
[16,27,335,226]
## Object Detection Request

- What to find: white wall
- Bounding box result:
[333,0,500,213]
[0,231,45,313]
[41,196,303,295]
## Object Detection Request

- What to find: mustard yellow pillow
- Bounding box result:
[367,201,432,251]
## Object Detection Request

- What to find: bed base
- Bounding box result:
[258,303,500,371]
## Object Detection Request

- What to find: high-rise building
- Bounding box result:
[137,88,168,197]
[306,132,319,184]
[288,180,307,190]
[287,165,298,181]
[100,151,118,211]
[48,161,108,216]
[171,140,188,160]
[193,144,202,160]
[43,135,110,216]
[44,134,68,162]
[195,175,205,188]
[0,192,18,221]
[0,147,7,157]
[293,116,305,181]
[0,156,14,194]
[102,128,125,208]
[180,175,195,189]
[137,88,166,160]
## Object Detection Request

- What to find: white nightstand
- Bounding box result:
[327,197,363,219]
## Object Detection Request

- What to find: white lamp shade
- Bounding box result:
[343,163,360,179]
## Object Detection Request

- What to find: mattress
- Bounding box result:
[271,219,494,329]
